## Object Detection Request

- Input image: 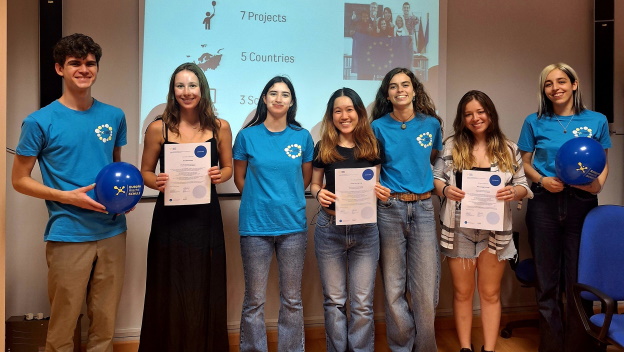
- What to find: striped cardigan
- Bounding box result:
[433,138,533,254]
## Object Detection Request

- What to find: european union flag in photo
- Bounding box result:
[351,32,412,76]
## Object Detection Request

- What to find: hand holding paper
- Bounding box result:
[459,170,504,231]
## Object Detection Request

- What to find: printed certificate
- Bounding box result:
[164,142,211,206]
[460,170,504,231]
[335,167,377,225]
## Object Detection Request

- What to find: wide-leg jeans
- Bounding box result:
[377,198,440,352]
[239,232,307,352]
[314,210,379,352]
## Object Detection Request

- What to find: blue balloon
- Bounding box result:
[555,137,606,185]
[94,162,144,213]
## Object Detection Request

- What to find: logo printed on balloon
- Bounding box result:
[555,137,606,185]
[114,186,126,195]
[576,163,588,173]
[95,162,145,214]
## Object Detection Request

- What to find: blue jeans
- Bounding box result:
[377,197,440,352]
[527,184,597,352]
[239,232,307,352]
[314,210,379,352]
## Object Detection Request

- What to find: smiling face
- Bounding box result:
[543,68,577,110]
[402,3,410,16]
[332,96,359,137]
[387,72,415,109]
[384,8,392,21]
[262,82,292,119]
[370,2,378,18]
[174,69,201,112]
[55,54,99,91]
[463,99,490,137]
[396,15,404,28]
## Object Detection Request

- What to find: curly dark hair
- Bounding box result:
[53,33,102,66]
[370,67,441,126]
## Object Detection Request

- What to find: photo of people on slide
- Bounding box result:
[343,2,432,81]
[141,0,440,195]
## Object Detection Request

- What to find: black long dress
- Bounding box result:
[139,130,228,351]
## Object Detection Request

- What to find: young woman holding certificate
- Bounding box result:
[310,88,390,352]
[233,76,313,352]
[433,90,531,352]
[370,67,443,352]
[139,62,233,351]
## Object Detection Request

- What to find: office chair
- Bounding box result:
[500,231,539,339]
[573,205,624,350]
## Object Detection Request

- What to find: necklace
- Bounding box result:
[554,115,574,133]
[391,112,414,130]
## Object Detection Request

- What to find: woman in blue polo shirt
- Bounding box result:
[233,76,313,352]
[370,67,443,352]
[518,63,611,352]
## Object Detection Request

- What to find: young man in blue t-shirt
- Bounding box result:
[12,33,128,352]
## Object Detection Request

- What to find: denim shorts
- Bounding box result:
[441,212,516,261]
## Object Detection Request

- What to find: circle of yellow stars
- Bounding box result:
[95,124,113,143]
[284,144,303,159]
[367,41,394,72]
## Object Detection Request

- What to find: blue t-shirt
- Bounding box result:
[233,124,314,236]
[371,113,442,194]
[517,110,611,177]
[16,99,128,242]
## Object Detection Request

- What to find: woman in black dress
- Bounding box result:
[138,62,233,351]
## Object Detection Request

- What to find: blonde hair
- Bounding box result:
[450,90,516,173]
[537,63,586,118]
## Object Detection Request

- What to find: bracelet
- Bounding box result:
[538,175,544,185]
[442,185,449,197]
[315,189,322,201]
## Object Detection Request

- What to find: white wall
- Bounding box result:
[6,0,623,340]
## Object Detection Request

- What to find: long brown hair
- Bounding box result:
[161,62,221,147]
[243,76,302,130]
[450,90,515,173]
[317,88,379,163]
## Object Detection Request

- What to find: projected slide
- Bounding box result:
[141,0,440,194]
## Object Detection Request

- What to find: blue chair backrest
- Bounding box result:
[577,205,624,301]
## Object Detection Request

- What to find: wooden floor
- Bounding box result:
[110,326,539,352]
[229,325,540,352]
[110,315,542,352]
[107,313,621,352]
